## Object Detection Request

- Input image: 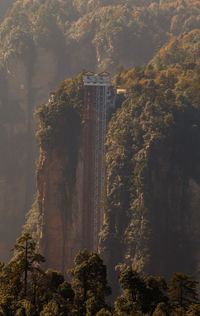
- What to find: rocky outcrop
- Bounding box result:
[37,146,83,274]
[29,75,83,273]
[0,48,60,261]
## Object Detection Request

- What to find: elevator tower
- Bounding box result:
[82,72,110,251]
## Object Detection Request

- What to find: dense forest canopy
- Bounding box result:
[100,32,200,295]
[0,233,200,315]
[2,0,200,73]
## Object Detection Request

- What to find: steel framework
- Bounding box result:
[82,73,109,251]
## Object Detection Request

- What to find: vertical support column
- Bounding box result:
[93,86,100,250]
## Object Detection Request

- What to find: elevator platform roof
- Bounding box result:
[83,72,110,86]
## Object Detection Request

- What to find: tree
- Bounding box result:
[119,268,145,301]
[168,273,199,312]
[115,267,168,315]
[0,235,76,315]
[13,233,45,298]
[144,276,168,315]
[0,234,45,314]
[114,267,147,315]
[69,249,111,316]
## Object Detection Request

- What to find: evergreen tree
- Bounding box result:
[114,267,147,315]
[168,273,199,312]
[13,233,45,298]
[145,276,168,315]
[0,233,45,315]
[69,249,111,316]
[115,267,168,315]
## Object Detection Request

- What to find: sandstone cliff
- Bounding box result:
[28,75,83,274]
[0,47,60,261]
[37,146,83,273]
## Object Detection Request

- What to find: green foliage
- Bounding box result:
[100,56,200,295]
[35,74,83,150]
[0,233,45,314]
[0,10,35,67]
[33,7,65,54]
[2,0,200,73]
[0,237,199,315]
[115,267,168,315]
[152,30,200,69]
[115,268,146,315]
[0,234,76,315]
[69,249,111,315]
[168,273,199,310]
[13,233,45,297]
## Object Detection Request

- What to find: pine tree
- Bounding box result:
[13,233,45,298]
[168,273,199,312]
[69,249,111,316]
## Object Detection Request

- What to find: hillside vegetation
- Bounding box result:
[2,0,200,73]
[0,233,199,316]
[100,31,200,294]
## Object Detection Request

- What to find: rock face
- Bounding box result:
[37,147,83,273]
[101,134,200,298]
[30,76,83,273]
[33,74,117,274]
[142,143,200,278]
[0,48,60,261]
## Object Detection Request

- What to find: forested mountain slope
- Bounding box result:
[25,26,200,298]
[100,32,200,294]
[1,0,200,263]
